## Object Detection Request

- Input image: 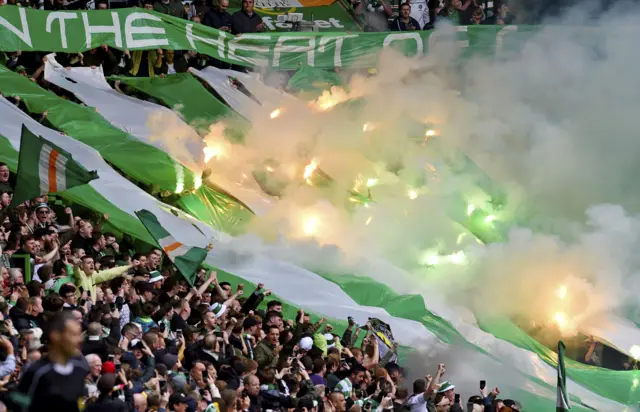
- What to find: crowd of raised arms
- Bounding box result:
[0,163,526,412]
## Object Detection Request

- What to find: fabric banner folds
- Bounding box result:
[11,125,98,207]
[0,7,540,69]
[136,209,209,285]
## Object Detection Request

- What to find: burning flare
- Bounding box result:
[557,285,568,300]
[270,108,282,119]
[309,87,350,112]
[303,216,320,236]
[554,312,569,330]
[303,159,318,184]
[203,145,223,163]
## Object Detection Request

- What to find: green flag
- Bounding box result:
[557,341,571,412]
[135,209,208,286]
[10,125,98,208]
[287,65,344,98]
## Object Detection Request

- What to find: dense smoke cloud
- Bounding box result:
[144,1,640,356]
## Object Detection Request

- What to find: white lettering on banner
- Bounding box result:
[318,35,357,67]
[227,35,270,66]
[383,32,423,55]
[81,11,123,48]
[46,12,78,49]
[456,25,469,48]
[125,12,169,48]
[262,17,276,30]
[329,18,344,28]
[256,0,301,7]
[496,25,517,55]
[262,17,345,31]
[273,36,316,66]
[0,7,32,48]
[427,26,468,52]
[186,24,228,58]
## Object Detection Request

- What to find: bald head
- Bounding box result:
[329,392,347,412]
[87,322,102,337]
[216,0,229,12]
[134,393,147,412]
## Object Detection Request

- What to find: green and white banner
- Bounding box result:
[0,65,635,410]
[0,6,537,69]
[136,208,209,286]
[11,125,98,207]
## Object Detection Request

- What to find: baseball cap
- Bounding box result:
[438,381,455,393]
[162,353,179,369]
[136,281,154,294]
[169,393,190,407]
[170,374,187,392]
[299,336,313,351]
[149,271,163,283]
[184,325,202,337]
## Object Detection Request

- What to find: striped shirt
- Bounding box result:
[335,377,353,398]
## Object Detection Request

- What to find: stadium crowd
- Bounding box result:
[0,0,516,34]
[0,165,526,412]
[0,0,525,408]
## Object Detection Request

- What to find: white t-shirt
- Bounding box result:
[407,393,427,412]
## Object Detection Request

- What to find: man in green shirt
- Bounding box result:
[334,364,366,399]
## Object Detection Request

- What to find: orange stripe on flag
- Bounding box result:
[163,242,183,253]
[48,149,60,193]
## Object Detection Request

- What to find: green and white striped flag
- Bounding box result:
[135,209,208,286]
[557,341,571,412]
[10,125,98,208]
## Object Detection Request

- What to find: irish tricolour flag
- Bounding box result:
[10,125,98,208]
[135,209,208,286]
[557,341,571,412]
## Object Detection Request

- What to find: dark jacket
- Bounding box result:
[389,16,421,31]
[9,306,35,332]
[153,0,186,18]
[230,10,264,34]
[70,234,92,256]
[84,387,133,412]
[78,48,117,75]
[253,340,278,370]
[241,289,266,314]
[81,338,109,361]
[203,9,232,29]
[259,388,296,411]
